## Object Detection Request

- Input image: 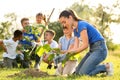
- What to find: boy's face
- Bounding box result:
[63,26,73,36]
[22,20,29,28]
[36,15,43,24]
[17,35,23,40]
[44,32,53,41]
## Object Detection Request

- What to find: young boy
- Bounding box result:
[19,18,39,68]
[54,26,78,76]
[0,30,23,68]
[42,29,58,69]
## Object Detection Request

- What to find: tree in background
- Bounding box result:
[0,13,17,39]
[69,0,120,50]
[0,0,120,50]
[93,2,120,50]
[48,21,63,42]
[0,21,12,39]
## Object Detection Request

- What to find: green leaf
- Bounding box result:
[52,48,60,53]
[47,54,55,61]
[36,44,52,57]
[61,52,80,67]
[36,47,45,57]
[35,46,41,53]
[24,25,32,33]
[43,44,51,51]
[37,24,46,29]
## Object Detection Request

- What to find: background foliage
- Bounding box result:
[0,0,120,50]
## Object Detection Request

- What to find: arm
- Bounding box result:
[16,44,23,54]
[0,40,7,52]
[73,37,80,49]
[58,43,67,54]
[69,29,89,53]
[68,43,74,50]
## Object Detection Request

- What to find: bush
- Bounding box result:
[48,21,63,42]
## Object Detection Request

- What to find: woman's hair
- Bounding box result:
[36,13,46,23]
[59,9,98,28]
[59,9,82,21]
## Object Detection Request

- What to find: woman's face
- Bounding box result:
[59,16,73,28]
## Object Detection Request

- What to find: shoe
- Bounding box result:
[106,62,113,76]
[47,64,52,69]
[34,63,40,69]
[54,65,58,69]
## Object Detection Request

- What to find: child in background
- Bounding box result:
[0,30,23,68]
[42,29,58,69]
[19,18,39,68]
[36,12,46,25]
[34,13,47,69]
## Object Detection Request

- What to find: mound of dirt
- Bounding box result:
[8,69,50,77]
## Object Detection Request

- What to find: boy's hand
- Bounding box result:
[67,49,75,54]
[43,53,50,64]
[17,51,22,54]
[4,48,8,53]
[43,53,47,58]
[31,42,37,47]
[2,45,8,53]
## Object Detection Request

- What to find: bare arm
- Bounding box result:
[68,29,89,53]
[0,40,7,52]
[73,37,80,49]
[68,43,74,50]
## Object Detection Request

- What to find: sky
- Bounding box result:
[0,0,120,44]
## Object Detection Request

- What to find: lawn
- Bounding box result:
[0,50,120,80]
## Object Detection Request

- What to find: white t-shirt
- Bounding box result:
[2,38,19,59]
[45,40,58,48]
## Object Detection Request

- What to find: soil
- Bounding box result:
[7,68,53,78]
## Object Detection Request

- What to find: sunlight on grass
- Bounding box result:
[0,51,120,80]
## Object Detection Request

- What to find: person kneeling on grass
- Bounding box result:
[42,30,58,69]
[53,26,79,76]
[0,30,23,68]
[58,9,113,76]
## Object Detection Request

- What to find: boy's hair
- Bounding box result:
[21,18,29,24]
[45,29,56,38]
[36,13,43,17]
[14,30,23,38]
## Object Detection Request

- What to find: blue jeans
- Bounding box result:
[75,40,107,76]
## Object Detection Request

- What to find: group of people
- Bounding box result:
[0,9,113,76]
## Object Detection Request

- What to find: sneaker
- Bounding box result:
[55,69,61,76]
[54,65,58,69]
[106,62,113,76]
[34,63,40,69]
[47,64,52,69]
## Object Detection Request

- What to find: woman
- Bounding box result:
[58,9,113,76]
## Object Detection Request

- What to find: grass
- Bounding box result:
[0,50,120,80]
